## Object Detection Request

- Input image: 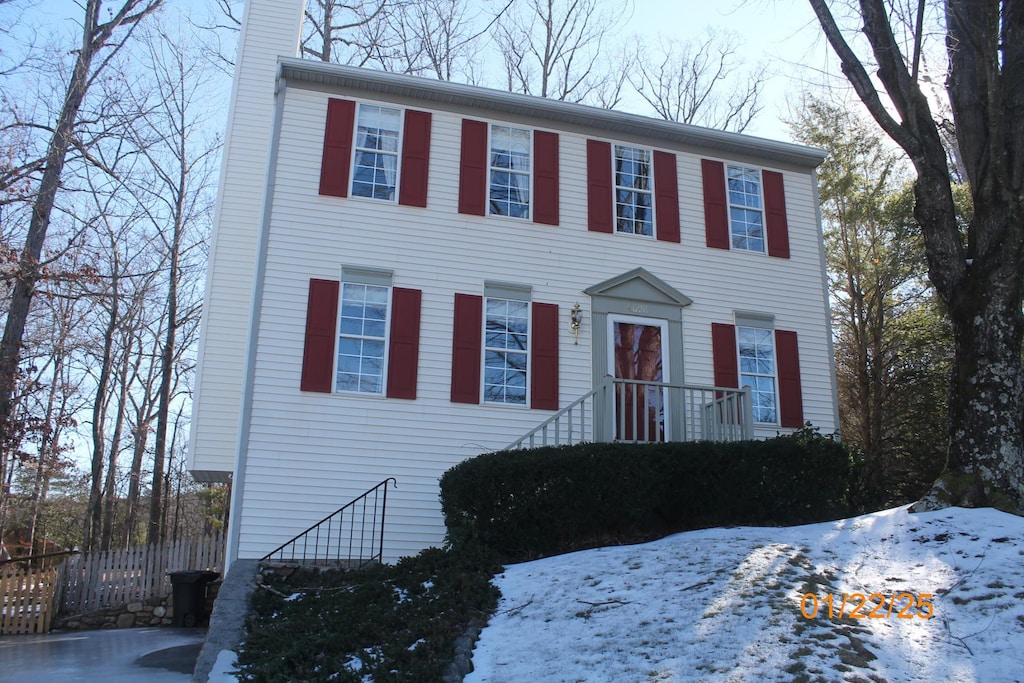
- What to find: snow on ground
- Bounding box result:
[465,506,1024,683]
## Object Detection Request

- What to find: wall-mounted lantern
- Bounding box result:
[570,303,582,345]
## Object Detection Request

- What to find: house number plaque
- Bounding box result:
[627,304,650,314]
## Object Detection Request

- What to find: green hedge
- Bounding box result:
[440,429,851,562]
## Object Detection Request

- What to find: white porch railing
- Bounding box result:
[507,377,753,450]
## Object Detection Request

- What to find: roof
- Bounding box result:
[276,57,826,170]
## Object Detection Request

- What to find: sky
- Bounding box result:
[3,0,839,143]
[621,0,837,140]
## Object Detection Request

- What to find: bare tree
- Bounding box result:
[0,0,163,523]
[808,0,1024,512]
[302,0,389,64]
[363,0,512,82]
[122,27,218,544]
[493,0,628,102]
[630,29,766,132]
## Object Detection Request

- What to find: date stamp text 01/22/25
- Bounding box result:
[800,592,935,620]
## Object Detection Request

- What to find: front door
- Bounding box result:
[609,316,669,441]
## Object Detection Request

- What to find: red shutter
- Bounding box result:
[399,110,432,208]
[702,159,729,249]
[530,303,559,410]
[458,119,488,216]
[386,288,422,399]
[775,330,804,428]
[763,170,790,258]
[533,131,560,225]
[711,323,739,389]
[300,279,340,393]
[319,99,355,198]
[450,293,483,403]
[587,139,613,233]
[653,150,680,243]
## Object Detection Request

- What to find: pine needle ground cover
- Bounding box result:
[236,546,500,682]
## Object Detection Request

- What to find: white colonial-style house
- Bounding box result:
[188,0,838,567]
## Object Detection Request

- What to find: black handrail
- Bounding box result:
[259,478,397,568]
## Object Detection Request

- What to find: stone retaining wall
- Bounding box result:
[53,581,221,630]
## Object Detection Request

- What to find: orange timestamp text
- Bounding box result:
[800,592,935,620]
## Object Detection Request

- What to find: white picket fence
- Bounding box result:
[57,532,225,616]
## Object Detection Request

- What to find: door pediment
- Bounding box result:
[583,267,692,307]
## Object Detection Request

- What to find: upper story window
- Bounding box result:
[352,104,402,201]
[727,165,765,252]
[337,282,390,394]
[483,297,529,405]
[614,145,653,237]
[489,125,531,219]
[737,325,777,424]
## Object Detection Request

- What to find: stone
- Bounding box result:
[153,606,166,618]
[127,602,143,613]
[116,613,135,629]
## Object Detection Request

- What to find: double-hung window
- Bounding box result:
[614,145,653,237]
[337,282,390,394]
[483,297,529,405]
[737,325,777,424]
[351,104,402,201]
[489,125,531,218]
[727,165,765,252]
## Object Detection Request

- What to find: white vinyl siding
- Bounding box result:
[225,84,836,563]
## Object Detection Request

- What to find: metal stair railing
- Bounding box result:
[260,478,396,568]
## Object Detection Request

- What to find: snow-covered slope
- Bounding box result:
[467,506,1024,682]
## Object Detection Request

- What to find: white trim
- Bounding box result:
[735,324,780,426]
[612,143,656,239]
[334,282,393,396]
[726,163,767,254]
[481,295,532,407]
[349,102,404,203]
[487,123,533,221]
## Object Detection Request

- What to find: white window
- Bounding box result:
[737,326,777,424]
[614,145,653,237]
[352,104,402,201]
[727,165,765,252]
[489,125,531,218]
[483,297,529,404]
[336,283,390,393]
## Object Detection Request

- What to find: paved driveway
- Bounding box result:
[0,627,205,682]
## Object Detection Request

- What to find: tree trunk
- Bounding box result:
[100,345,133,551]
[916,206,1024,511]
[123,419,150,547]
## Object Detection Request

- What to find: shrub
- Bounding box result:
[237,544,501,683]
[440,428,851,562]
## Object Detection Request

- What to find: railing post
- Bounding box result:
[741,386,754,439]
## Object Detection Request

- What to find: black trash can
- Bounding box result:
[169,570,220,627]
